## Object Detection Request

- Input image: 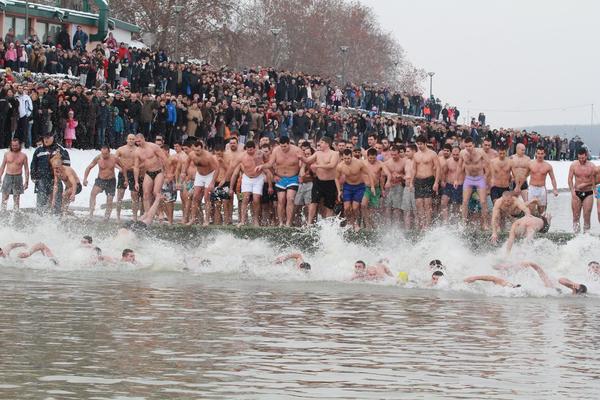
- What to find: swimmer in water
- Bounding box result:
[430,270,445,286]
[274,252,311,271]
[121,248,136,264]
[485,261,587,295]
[351,259,393,281]
[0,242,58,265]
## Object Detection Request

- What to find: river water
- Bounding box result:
[0,193,599,399]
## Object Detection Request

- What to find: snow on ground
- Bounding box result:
[0,148,598,214]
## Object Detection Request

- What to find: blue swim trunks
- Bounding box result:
[343,182,366,203]
[596,185,600,199]
[275,175,300,191]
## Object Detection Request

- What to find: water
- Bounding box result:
[1,194,600,398]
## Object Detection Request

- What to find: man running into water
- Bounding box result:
[181,140,198,223]
[50,154,81,215]
[83,145,121,219]
[441,146,463,223]
[173,142,189,222]
[227,140,267,226]
[274,252,312,271]
[568,148,596,233]
[300,137,340,224]
[412,136,441,230]
[362,148,385,229]
[505,213,551,253]
[489,145,513,204]
[0,138,29,210]
[528,145,558,214]
[335,149,376,231]
[161,145,179,224]
[115,134,139,222]
[182,140,219,226]
[211,144,233,225]
[0,242,57,264]
[510,143,531,201]
[224,136,244,224]
[383,145,406,225]
[457,137,490,228]
[133,133,168,216]
[401,144,417,229]
[260,136,303,226]
[490,191,532,244]
[351,259,393,281]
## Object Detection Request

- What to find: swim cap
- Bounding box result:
[397,271,409,284]
[576,284,587,294]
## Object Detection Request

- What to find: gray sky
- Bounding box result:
[361,0,600,129]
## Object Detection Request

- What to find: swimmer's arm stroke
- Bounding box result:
[275,252,303,265]
[83,155,100,186]
[3,242,27,255]
[464,275,512,287]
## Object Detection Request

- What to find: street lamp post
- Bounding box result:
[427,71,435,99]
[340,45,349,85]
[25,0,29,42]
[173,5,184,62]
[270,28,281,68]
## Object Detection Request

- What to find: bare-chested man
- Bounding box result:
[335,148,375,231]
[351,259,393,281]
[441,146,463,222]
[115,134,139,222]
[528,145,558,214]
[568,148,596,233]
[300,137,340,224]
[457,137,490,228]
[182,141,219,226]
[160,145,179,224]
[505,214,551,253]
[361,148,385,229]
[229,140,266,226]
[211,143,232,225]
[260,136,303,226]
[134,133,168,214]
[413,136,441,230]
[489,146,513,204]
[180,139,198,223]
[401,144,417,229]
[83,145,121,219]
[596,164,600,225]
[511,143,531,201]
[223,136,245,223]
[383,145,406,224]
[50,154,81,214]
[482,138,498,160]
[491,191,532,244]
[173,142,189,221]
[0,138,29,210]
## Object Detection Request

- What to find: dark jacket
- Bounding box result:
[31,141,70,181]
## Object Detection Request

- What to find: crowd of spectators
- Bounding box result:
[0,26,589,159]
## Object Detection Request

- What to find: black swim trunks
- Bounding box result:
[117,170,136,191]
[260,183,277,204]
[146,170,162,180]
[575,191,593,201]
[311,178,337,210]
[414,176,435,199]
[510,181,529,191]
[75,182,82,195]
[94,177,116,196]
[490,186,509,202]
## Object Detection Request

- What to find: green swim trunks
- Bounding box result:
[364,186,382,208]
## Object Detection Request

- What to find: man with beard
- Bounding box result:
[0,138,29,210]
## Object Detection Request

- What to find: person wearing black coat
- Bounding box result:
[30,133,70,213]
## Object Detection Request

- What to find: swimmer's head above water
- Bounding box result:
[298,262,311,272]
[431,270,444,285]
[588,261,600,275]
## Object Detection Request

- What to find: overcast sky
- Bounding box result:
[361,0,600,129]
